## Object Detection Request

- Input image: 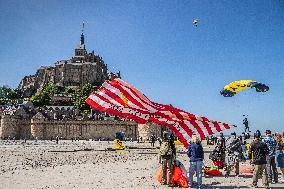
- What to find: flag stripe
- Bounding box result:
[98,87,147,112]
[150,117,190,148]
[87,94,149,123]
[106,80,157,112]
[187,120,206,139]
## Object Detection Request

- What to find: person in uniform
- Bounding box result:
[159,132,176,186]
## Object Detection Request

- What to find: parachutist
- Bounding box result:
[243,117,250,133]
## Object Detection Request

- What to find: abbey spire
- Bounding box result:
[80,22,85,46]
[74,22,87,59]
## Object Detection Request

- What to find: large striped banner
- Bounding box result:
[86,78,236,148]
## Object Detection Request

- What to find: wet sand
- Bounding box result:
[0,140,283,189]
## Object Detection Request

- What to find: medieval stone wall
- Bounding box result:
[30,115,137,140]
[0,114,32,139]
[0,113,165,141]
[0,107,164,141]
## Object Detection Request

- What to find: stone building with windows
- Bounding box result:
[18,27,120,97]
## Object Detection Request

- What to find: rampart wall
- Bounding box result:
[31,116,138,140]
[0,108,163,141]
[0,114,32,139]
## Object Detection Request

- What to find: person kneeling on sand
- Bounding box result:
[187,135,204,189]
[159,132,176,186]
[248,130,269,189]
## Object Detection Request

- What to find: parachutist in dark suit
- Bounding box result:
[243,117,250,132]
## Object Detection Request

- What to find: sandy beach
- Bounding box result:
[0,140,283,189]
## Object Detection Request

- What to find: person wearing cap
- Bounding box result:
[224,132,242,176]
[159,132,176,186]
[249,131,269,188]
[262,130,278,183]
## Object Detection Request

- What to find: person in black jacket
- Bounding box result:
[248,131,269,188]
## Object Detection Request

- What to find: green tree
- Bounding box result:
[29,83,64,106]
[73,83,98,111]
[0,86,21,105]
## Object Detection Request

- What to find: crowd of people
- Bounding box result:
[158,129,284,189]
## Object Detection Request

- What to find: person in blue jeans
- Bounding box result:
[262,129,278,183]
[187,135,204,189]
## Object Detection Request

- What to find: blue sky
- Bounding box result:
[0,0,283,134]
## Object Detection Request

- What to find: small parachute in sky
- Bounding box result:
[220,80,269,97]
[193,19,198,27]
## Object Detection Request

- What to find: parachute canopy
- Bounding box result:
[220,80,269,97]
[193,19,198,27]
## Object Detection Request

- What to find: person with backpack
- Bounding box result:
[249,131,269,188]
[224,132,242,177]
[262,130,278,183]
[187,135,204,189]
[159,132,176,186]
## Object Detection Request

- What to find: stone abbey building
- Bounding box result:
[18,28,120,97]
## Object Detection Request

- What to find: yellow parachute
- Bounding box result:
[114,139,125,150]
[193,19,198,27]
[220,80,269,97]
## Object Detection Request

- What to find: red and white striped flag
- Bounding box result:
[86,78,236,148]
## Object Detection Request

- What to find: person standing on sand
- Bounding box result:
[150,134,156,147]
[217,132,226,165]
[159,132,176,186]
[187,135,204,189]
[262,130,278,183]
[56,136,59,144]
[248,131,269,189]
[274,132,284,182]
[224,132,242,177]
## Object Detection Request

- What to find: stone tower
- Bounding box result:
[73,22,88,63]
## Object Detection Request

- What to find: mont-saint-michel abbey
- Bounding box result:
[18,28,119,97]
[0,27,162,141]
